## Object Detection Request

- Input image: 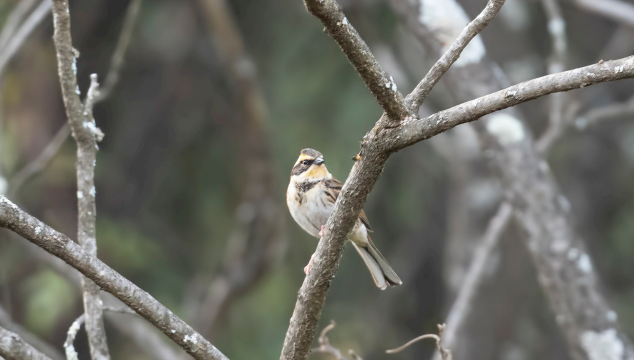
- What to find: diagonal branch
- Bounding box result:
[0,196,228,360]
[0,0,51,78]
[0,304,64,360]
[94,0,142,103]
[0,324,53,360]
[280,1,504,358]
[393,56,634,150]
[301,0,412,121]
[406,0,506,110]
[433,202,512,360]
[7,123,70,198]
[281,0,634,357]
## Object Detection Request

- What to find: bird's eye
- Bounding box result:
[302,160,309,165]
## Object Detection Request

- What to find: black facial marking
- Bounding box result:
[291,160,314,176]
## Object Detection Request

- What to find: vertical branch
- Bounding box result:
[536,0,568,154]
[50,1,109,359]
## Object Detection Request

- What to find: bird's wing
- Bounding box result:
[324,177,373,232]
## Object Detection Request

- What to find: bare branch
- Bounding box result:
[311,322,355,360]
[393,56,634,149]
[0,324,53,360]
[386,324,452,360]
[7,124,70,198]
[50,0,109,357]
[0,304,64,360]
[0,197,228,360]
[536,0,569,154]
[0,0,51,77]
[63,313,84,360]
[281,0,634,356]
[406,0,506,110]
[0,0,38,49]
[390,0,634,358]
[94,0,142,103]
[433,203,512,360]
[301,0,413,121]
[64,306,137,360]
[574,0,634,28]
[576,94,634,129]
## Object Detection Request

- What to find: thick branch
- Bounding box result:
[0,197,228,360]
[51,1,108,358]
[0,325,53,360]
[302,0,412,121]
[282,0,634,356]
[393,56,634,150]
[391,0,634,357]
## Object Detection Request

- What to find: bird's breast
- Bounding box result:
[287,181,333,238]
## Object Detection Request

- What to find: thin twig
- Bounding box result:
[0,304,64,360]
[387,324,452,360]
[0,324,53,360]
[575,94,634,129]
[94,0,142,103]
[281,0,634,355]
[0,197,229,360]
[0,0,38,50]
[536,0,568,154]
[432,203,512,360]
[311,322,362,360]
[280,0,504,357]
[405,0,506,110]
[7,124,70,198]
[574,0,634,28]
[64,306,137,360]
[0,0,51,77]
[50,0,109,357]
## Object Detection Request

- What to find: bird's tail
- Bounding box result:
[351,236,402,290]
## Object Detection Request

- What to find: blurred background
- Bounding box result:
[0,0,633,359]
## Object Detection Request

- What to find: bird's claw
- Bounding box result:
[318,225,326,237]
[304,253,315,275]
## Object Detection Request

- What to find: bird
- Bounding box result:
[286,148,402,290]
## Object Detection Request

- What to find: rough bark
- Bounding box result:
[0,325,53,360]
[389,0,634,358]
[281,0,634,358]
[50,1,110,358]
[0,197,228,360]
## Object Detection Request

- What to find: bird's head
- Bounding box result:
[291,148,329,180]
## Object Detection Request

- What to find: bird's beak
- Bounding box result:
[314,157,324,165]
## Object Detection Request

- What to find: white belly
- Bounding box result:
[287,182,333,238]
